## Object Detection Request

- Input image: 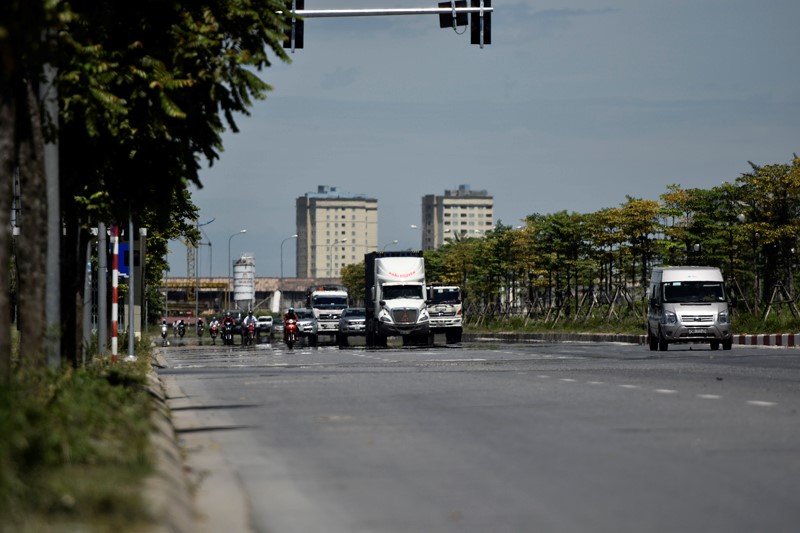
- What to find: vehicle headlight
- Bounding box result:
[718,311,729,325]
[379,310,393,323]
[419,309,430,322]
[661,310,678,325]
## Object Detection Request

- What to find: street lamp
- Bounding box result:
[281,234,298,279]
[383,239,398,251]
[328,238,347,278]
[227,229,246,310]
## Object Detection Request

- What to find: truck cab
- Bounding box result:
[365,251,431,347]
[307,285,349,341]
[427,284,463,344]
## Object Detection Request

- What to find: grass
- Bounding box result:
[0,340,156,533]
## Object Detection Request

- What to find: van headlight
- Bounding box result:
[718,311,729,325]
[661,310,678,325]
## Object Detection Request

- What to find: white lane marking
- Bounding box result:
[655,389,678,394]
[560,378,577,382]
[697,394,722,400]
[537,375,551,379]
[619,384,640,389]
[587,381,605,385]
[747,400,777,407]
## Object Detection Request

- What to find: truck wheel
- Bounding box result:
[710,340,720,350]
[309,334,318,347]
[446,330,462,344]
[337,333,348,348]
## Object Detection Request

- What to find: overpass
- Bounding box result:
[161,277,345,319]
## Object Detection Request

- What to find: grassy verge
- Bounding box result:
[0,341,156,533]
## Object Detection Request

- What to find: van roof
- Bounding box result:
[653,266,724,282]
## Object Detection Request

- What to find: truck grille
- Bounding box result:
[391,308,419,324]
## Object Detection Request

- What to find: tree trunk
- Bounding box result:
[16,79,48,368]
[0,86,14,381]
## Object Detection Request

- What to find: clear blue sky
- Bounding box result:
[168,0,800,278]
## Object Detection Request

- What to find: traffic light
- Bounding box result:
[470,0,491,46]
[438,1,468,29]
[283,0,304,50]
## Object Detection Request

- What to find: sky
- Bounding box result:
[167,0,800,278]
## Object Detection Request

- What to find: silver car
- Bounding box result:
[337,307,366,347]
[294,308,319,346]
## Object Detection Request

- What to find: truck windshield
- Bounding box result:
[312,296,348,308]
[431,288,461,304]
[383,285,424,300]
[662,281,726,303]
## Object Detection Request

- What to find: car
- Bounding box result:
[270,319,284,339]
[337,307,366,347]
[255,315,273,340]
[294,308,319,346]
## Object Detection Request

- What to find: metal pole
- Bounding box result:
[98,222,107,355]
[127,215,136,360]
[280,7,493,17]
[281,234,298,279]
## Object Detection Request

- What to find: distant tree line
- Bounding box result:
[342,156,800,329]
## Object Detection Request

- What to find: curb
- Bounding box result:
[144,357,197,533]
[464,332,800,348]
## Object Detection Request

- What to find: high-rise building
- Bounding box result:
[421,185,494,250]
[296,186,378,278]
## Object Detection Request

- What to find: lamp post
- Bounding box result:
[382,239,398,251]
[328,238,347,278]
[281,234,298,279]
[227,229,246,310]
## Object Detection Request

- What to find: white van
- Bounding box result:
[647,266,733,351]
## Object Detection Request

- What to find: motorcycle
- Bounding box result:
[210,323,218,345]
[160,323,168,346]
[284,318,298,350]
[222,322,234,346]
[178,321,186,339]
[242,321,256,346]
[196,320,204,344]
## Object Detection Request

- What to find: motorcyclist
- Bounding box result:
[284,307,298,323]
[221,312,236,330]
[243,311,257,328]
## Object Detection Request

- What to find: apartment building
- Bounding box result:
[296,186,378,278]
[421,185,494,250]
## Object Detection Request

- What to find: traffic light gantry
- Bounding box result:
[282,1,492,51]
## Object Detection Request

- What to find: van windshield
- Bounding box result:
[662,281,726,303]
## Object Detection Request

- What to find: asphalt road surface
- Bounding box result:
[156,336,800,533]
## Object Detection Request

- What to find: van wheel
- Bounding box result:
[648,330,658,351]
[658,330,669,351]
[710,340,720,350]
[722,339,733,350]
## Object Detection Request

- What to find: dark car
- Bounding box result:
[337,307,366,347]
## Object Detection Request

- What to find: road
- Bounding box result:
[156,337,800,533]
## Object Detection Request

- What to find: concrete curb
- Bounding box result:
[464,331,800,348]
[144,356,197,533]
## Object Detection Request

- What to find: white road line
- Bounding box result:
[560,378,577,382]
[655,389,678,394]
[537,375,551,379]
[746,400,777,407]
[697,394,722,400]
[619,384,640,389]
[587,381,605,385]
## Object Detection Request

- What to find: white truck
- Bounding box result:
[365,251,431,347]
[427,284,463,344]
[306,284,349,342]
